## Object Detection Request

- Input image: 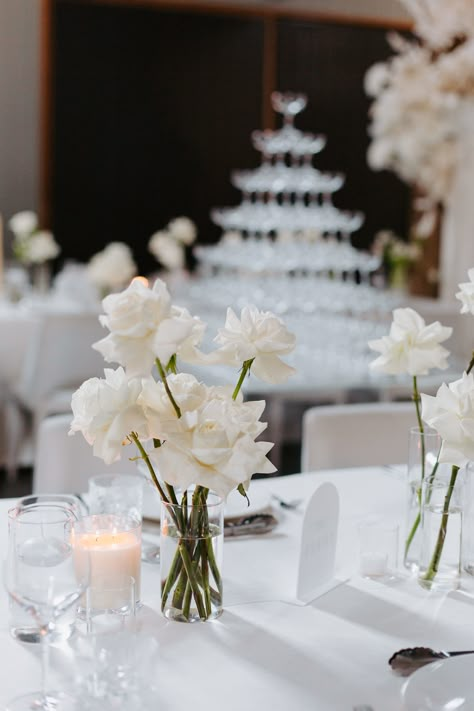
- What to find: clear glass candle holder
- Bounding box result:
[358,519,399,580]
[88,473,143,523]
[72,514,142,612]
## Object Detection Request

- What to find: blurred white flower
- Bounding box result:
[167,217,197,245]
[421,372,474,466]
[93,279,205,376]
[211,305,296,383]
[8,210,38,237]
[148,231,184,271]
[369,307,452,376]
[364,62,390,97]
[27,230,61,264]
[69,367,149,465]
[87,242,137,291]
[456,267,474,314]
[221,230,243,245]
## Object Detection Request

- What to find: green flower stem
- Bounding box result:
[201,541,212,617]
[130,433,169,504]
[412,376,425,481]
[467,351,474,375]
[232,358,255,401]
[161,548,183,611]
[178,542,206,619]
[182,580,192,619]
[405,458,440,559]
[156,358,181,418]
[422,465,460,584]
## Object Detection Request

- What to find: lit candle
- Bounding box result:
[73,515,141,609]
[131,276,149,287]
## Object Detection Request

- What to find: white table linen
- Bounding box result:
[1,467,474,710]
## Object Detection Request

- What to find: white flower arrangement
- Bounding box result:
[148,216,197,271]
[71,278,295,499]
[366,1,474,215]
[369,270,474,584]
[70,278,295,620]
[86,242,137,294]
[8,211,61,265]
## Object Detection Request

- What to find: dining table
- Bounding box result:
[1,465,474,710]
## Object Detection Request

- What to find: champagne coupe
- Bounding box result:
[5,505,90,711]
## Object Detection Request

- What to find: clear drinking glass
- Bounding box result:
[404,428,443,571]
[358,520,399,579]
[5,505,90,711]
[88,473,143,522]
[418,470,464,592]
[463,461,474,575]
[160,491,223,622]
[8,496,85,645]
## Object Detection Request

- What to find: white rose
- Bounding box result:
[8,210,38,237]
[210,305,296,384]
[93,279,205,376]
[148,231,185,271]
[422,373,474,466]
[167,217,197,245]
[149,392,275,498]
[139,373,208,435]
[368,307,452,376]
[456,268,474,315]
[27,230,61,264]
[69,367,148,465]
[87,242,137,290]
[364,62,390,97]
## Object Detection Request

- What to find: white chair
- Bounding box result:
[33,414,137,494]
[301,402,416,472]
[5,311,106,479]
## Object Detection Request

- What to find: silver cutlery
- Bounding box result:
[271,493,302,510]
[389,646,474,676]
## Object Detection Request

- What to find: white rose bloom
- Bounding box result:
[422,373,474,466]
[148,231,184,270]
[167,217,197,245]
[139,373,208,435]
[368,307,452,376]
[456,268,474,315]
[149,392,276,498]
[93,279,205,376]
[87,242,137,290]
[8,210,38,237]
[69,367,148,465]
[27,230,61,264]
[211,305,296,384]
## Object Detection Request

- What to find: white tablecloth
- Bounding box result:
[1,467,474,710]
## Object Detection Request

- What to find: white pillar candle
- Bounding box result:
[73,516,141,609]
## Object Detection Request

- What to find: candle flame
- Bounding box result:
[131,276,149,287]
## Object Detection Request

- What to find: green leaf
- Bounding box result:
[237,483,250,507]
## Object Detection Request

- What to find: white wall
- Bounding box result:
[0,0,40,231]
[0,0,407,231]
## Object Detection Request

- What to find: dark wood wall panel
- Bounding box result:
[49,2,410,270]
[277,19,410,249]
[52,2,264,270]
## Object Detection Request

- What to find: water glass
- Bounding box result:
[88,474,143,522]
[462,461,474,575]
[358,520,399,579]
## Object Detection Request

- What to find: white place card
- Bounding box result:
[295,482,341,604]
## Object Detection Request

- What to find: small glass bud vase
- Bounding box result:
[462,461,474,575]
[160,490,223,623]
[404,428,442,571]
[418,468,464,592]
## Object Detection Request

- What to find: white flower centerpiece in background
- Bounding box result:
[8,210,61,292]
[70,278,295,621]
[86,242,137,297]
[369,282,474,588]
[148,216,197,273]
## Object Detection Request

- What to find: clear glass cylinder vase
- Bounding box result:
[160,490,223,623]
[404,428,443,570]
[418,467,464,592]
